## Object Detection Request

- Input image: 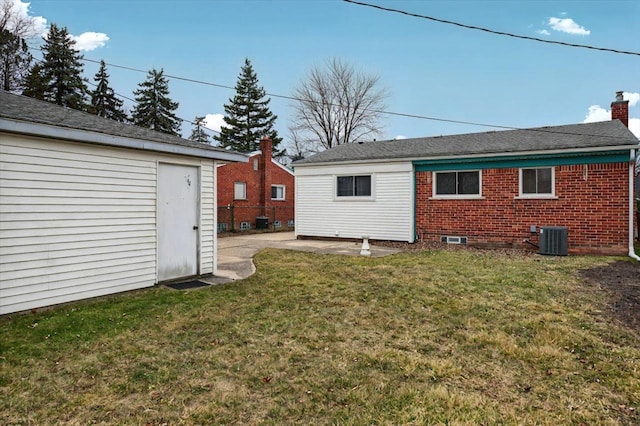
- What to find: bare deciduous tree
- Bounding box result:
[0,0,43,37]
[290,58,388,155]
[1,0,42,92]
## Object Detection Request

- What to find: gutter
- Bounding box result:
[629,149,640,261]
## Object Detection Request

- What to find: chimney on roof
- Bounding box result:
[611,91,629,127]
[259,136,272,162]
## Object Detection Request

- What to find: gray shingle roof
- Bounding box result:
[0,90,236,156]
[294,120,639,166]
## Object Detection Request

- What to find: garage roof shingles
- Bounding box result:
[0,90,229,154]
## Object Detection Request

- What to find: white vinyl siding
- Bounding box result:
[199,160,215,275]
[295,162,413,242]
[0,134,215,315]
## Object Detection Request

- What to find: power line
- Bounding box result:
[81,57,635,139]
[343,0,640,57]
[28,49,638,142]
[31,55,221,137]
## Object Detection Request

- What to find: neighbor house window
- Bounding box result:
[434,171,481,197]
[234,182,246,200]
[337,175,371,197]
[520,167,554,197]
[271,185,285,200]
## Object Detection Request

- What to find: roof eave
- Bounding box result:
[0,118,249,163]
[293,143,639,167]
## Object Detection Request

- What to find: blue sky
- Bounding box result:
[13,0,640,148]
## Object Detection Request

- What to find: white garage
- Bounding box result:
[0,91,246,315]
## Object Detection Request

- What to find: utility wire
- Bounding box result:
[343,0,640,57]
[30,55,221,137]
[28,49,638,142]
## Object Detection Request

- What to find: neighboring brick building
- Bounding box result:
[294,92,639,256]
[217,137,295,232]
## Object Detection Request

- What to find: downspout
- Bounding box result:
[629,149,640,261]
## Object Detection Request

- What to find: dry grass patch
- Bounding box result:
[1,249,639,425]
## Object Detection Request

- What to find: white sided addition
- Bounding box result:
[0,91,246,315]
[295,161,414,242]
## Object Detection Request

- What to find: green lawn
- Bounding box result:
[1,249,638,425]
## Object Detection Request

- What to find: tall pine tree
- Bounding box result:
[89,60,126,121]
[189,116,210,143]
[22,62,46,100]
[214,58,282,153]
[130,68,181,136]
[25,24,88,110]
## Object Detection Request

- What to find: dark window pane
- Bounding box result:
[337,176,353,196]
[458,171,479,195]
[271,186,277,199]
[538,168,552,194]
[436,172,456,194]
[522,169,536,193]
[354,176,371,196]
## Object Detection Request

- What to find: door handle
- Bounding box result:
[193,225,199,230]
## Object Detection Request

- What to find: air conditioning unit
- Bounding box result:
[539,226,568,256]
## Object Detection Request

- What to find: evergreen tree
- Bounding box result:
[130,68,181,136]
[22,62,46,100]
[0,28,32,92]
[89,60,126,121]
[214,58,282,153]
[33,23,88,110]
[189,116,210,143]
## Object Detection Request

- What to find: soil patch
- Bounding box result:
[579,261,640,333]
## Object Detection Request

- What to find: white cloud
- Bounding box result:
[203,114,227,133]
[624,91,640,107]
[537,29,550,36]
[630,118,640,139]
[548,17,590,35]
[5,0,47,37]
[394,135,407,140]
[70,32,109,51]
[583,105,609,123]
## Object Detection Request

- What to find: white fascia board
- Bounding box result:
[0,119,249,163]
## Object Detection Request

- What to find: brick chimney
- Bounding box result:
[611,91,629,127]
[259,136,273,216]
[259,136,273,163]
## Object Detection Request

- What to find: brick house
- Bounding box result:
[294,92,639,256]
[217,136,295,232]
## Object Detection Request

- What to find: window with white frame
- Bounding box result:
[337,175,371,197]
[234,182,246,200]
[271,185,285,200]
[240,221,250,231]
[520,167,554,197]
[273,220,282,229]
[434,171,481,197]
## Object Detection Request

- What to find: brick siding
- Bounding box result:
[217,138,295,230]
[416,163,632,254]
